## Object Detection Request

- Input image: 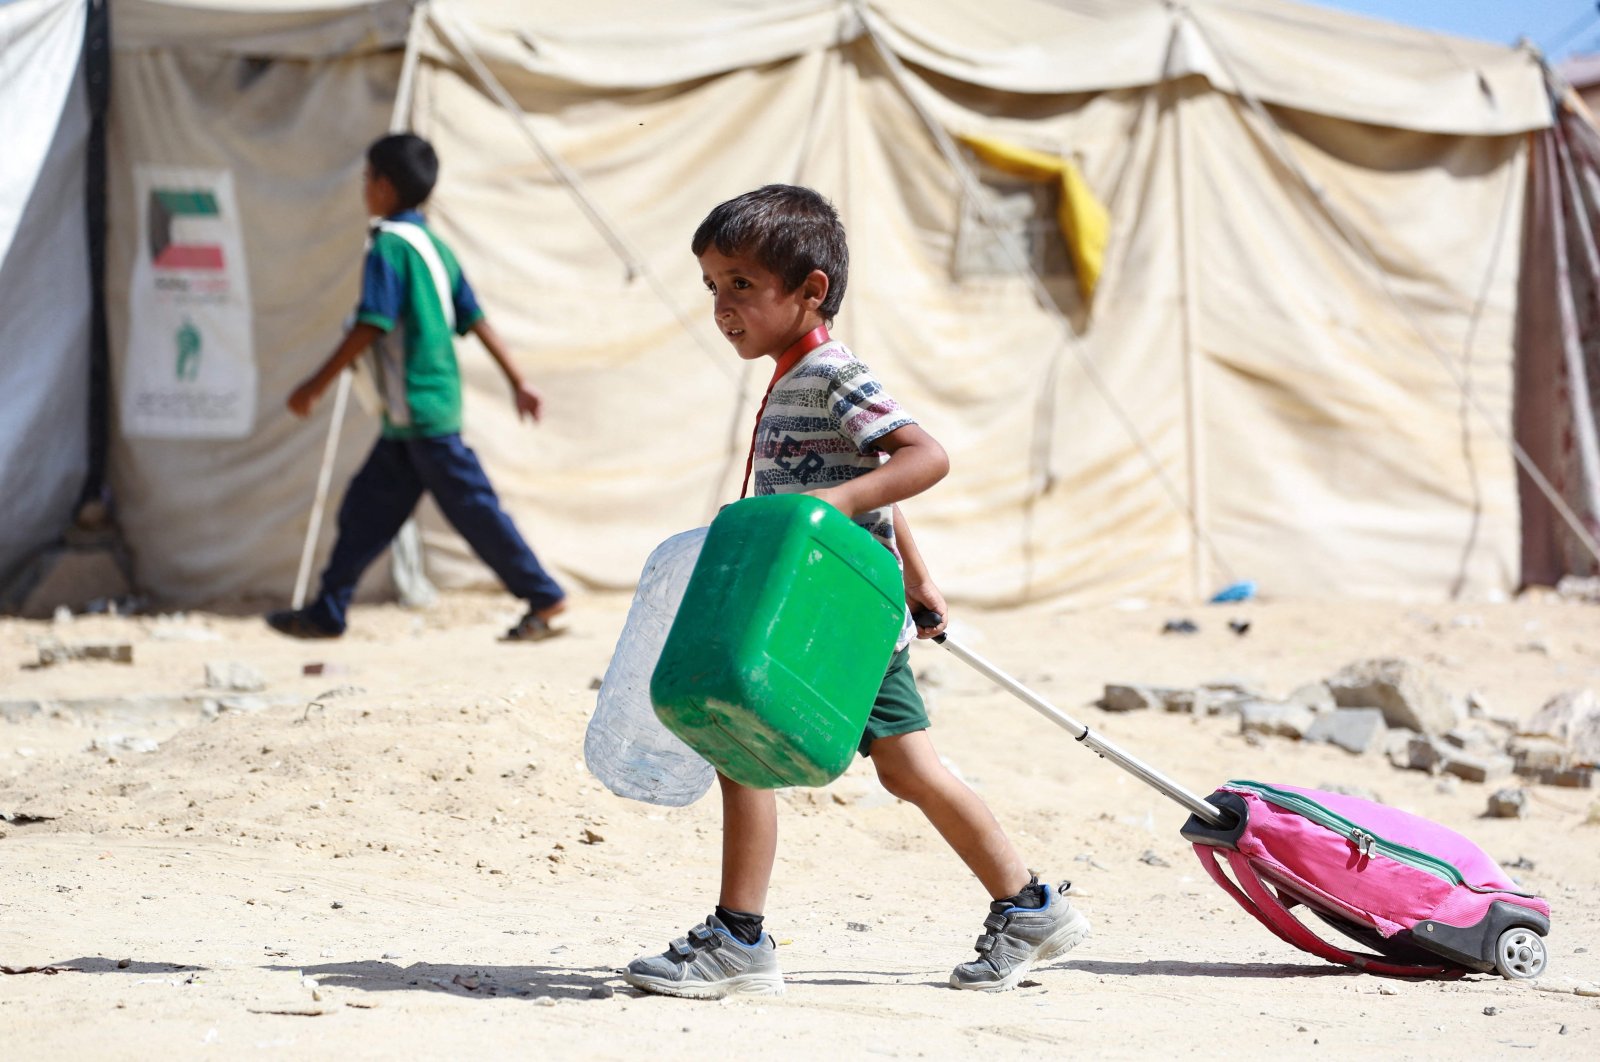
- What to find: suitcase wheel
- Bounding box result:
[1493,926,1548,980]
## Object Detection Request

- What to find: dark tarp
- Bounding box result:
[1516,78,1600,585]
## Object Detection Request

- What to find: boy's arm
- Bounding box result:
[470,318,543,423]
[893,504,949,639]
[287,323,384,417]
[808,423,948,518]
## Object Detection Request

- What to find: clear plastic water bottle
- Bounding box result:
[584,527,717,806]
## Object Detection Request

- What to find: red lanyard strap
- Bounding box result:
[739,326,830,498]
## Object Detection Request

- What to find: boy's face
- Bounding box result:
[698,246,828,362]
[362,165,400,218]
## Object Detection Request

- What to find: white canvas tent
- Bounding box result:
[0,0,99,599]
[5,0,1592,611]
[1560,52,1600,114]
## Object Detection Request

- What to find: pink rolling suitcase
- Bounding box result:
[1181,781,1550,978]
[924,620,1552,979]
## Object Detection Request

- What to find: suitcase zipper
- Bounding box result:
[1226,780,1463,885]
[1229,780,1544,901]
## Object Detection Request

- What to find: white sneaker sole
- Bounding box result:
[622,969,785,1000]
[949,907,1092,993]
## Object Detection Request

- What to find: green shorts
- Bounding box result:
[858,646,930,756]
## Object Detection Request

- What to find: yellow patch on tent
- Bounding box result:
[958,133,1110,303]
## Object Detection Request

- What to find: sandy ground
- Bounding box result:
[2,590,1599,1060]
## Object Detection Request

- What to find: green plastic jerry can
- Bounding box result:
[650,494,906,788]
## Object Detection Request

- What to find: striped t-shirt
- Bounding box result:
[752,340,917,646]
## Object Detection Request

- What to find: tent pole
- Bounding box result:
[1547,103,1600,544]
[1172,75,1208,603]
[391,1,425,132]
[425,4,743,521]
[79,0,111,514]
[385,4,436,609]
[289,3,430,611]
[292,371,350,609]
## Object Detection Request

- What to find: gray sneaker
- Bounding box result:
[623,914,784,999]
[949,881,1090,992]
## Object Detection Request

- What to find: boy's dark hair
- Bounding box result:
[691,185,848,321]
[367,133,438,211]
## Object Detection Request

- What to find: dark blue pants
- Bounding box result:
[305,433,565,632]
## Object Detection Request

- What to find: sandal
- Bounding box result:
[503,606,567,642]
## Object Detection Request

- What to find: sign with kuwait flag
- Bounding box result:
[123,166,255,438]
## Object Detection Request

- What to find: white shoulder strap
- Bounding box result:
[376,220,456,332]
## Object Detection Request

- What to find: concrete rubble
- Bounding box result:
[1486,788,1528,819]
[35,640,133,666]
[1520,689,1600,767]
[1,691,302,725]
[1325,658,1459,735]
[1099,661,1596,791]
[204,660,268,693]
[1304,708,1386,755]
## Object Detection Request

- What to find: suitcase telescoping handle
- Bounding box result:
[914,611,1232,830]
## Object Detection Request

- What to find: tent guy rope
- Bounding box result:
[428,6,738,388]
[427,4,753,521]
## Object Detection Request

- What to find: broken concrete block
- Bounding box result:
[1199,689,1253,717]
[36,641,134,666]
[1403,734,1446,773]
[1326,658,1459,735]
[1157,689,1200,713]
[1161,687,1250,716]
[1486,788,1528,818]
[1557,575,1600,604]
[1238,700,1316,740]
[1100,684,1166,712]
[1441,751,1514,784]
[205,661,267,693]
[63,694,201,719]
[1305,708,1387,755]
[87,735,160,755]
[1202,678,1267,700]
[1287,682,1336,714]
[0,700,45,723]
[1521,688,1599,737]
[1534,766,1595,789]
[1442,726,1502,756]
[1383,728,1418,769]
[1521,689,1600,766]
[1509,736,1568,774]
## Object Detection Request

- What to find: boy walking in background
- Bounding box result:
[268,133,566,642]
[622,185,1089,998]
